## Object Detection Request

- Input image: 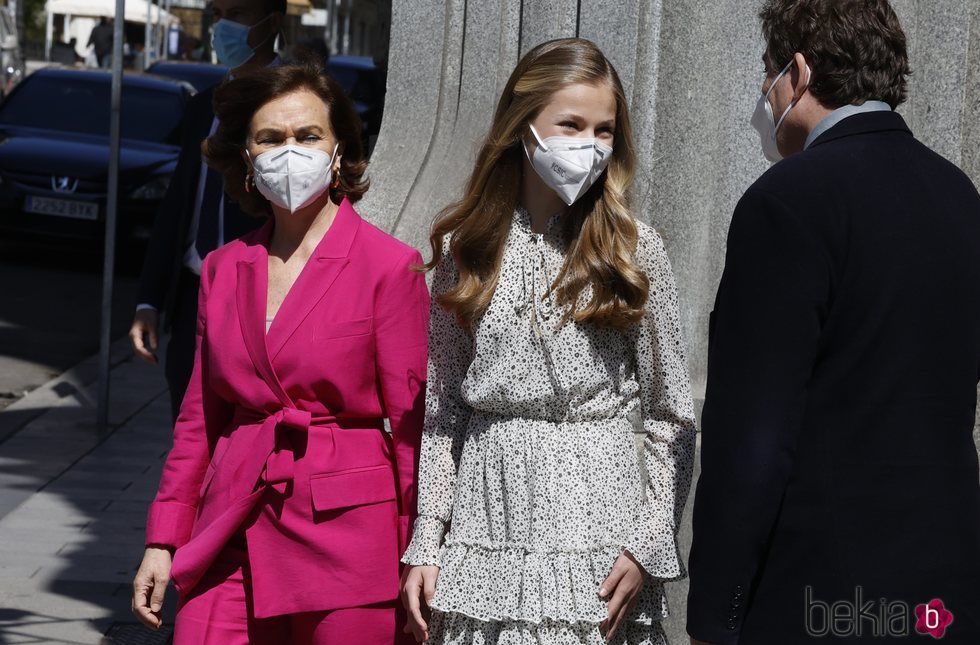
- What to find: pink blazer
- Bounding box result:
[145,199,429,618]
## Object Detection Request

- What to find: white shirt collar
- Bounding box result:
[804,100,893,150]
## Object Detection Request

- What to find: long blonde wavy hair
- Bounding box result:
[425,38,648,330]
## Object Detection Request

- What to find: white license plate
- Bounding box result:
[25,196,99,221]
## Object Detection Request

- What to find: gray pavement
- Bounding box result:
[0,339,176,644]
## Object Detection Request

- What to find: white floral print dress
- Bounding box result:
[402,206,697,645]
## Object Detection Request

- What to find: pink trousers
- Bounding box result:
[173,540,412,644]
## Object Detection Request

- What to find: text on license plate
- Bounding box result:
[25,196,99,221]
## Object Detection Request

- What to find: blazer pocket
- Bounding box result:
[310,464,396,512]
[315,316,373,340]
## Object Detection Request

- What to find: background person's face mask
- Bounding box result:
[523,123,612,206]
[250,143,339,213]
[751,60,811,162]
[211,15,272,69]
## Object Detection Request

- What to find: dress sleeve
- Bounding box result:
[622,225,698,580]
[401,241,474,566]
[145,253,234,548]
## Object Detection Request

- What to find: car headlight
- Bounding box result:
[129,176,170,200]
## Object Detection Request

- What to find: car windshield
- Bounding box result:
[0,75,186,143]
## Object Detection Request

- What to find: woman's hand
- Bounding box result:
[598,550,646,642]
[131,546,173,630]
[400,564,439,643]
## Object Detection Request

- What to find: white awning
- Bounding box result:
[46,0,179,25]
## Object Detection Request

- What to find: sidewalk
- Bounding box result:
[0,339,699,645]
[0,340,177,644]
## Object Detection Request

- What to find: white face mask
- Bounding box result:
[751,60,811,162]
[523,123,613,206]
[249,143,338,213]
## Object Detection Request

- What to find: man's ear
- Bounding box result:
[791,52,811,101]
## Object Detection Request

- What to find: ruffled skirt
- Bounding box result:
[429,411,670,644]
[430,611,669,645]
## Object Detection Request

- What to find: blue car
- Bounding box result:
[147,61,228,92]
[0,67,193,249]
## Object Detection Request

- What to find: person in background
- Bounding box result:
[129,0,285,421]
[87,17,113,68]
[131,64,426,644]
[50,38,82,66]
[687,1,980,643]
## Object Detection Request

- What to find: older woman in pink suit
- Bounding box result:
[130,64,427,644]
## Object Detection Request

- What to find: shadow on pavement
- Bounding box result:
[0,341,175,643]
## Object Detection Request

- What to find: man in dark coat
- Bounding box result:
[128,0,285,420]
[687,1,980,643]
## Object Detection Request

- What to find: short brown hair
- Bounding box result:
[759,0,911,110]
[204,64,368,217]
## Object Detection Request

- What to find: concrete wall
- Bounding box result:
[358,0,980,396]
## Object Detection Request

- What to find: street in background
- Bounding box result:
[0,67,192,261]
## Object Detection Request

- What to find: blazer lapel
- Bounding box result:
[266,199,361,362]
[236,228,292,406]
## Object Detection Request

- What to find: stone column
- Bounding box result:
[358,0,980,398]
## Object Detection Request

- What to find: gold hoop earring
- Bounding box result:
[245,171,254,193]
[330,172,341,190]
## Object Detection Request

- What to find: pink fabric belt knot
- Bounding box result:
[263,407,313,487]
[229,405,344,493]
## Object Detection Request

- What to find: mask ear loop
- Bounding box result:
[521,123,549,167]
[247,14,279,54]
[243,148,255,193]
[328,143,341,190]
[527,123,549,152]
[765,60,793,102]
